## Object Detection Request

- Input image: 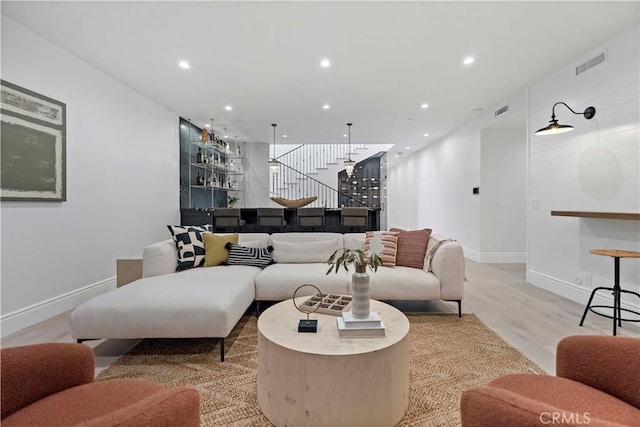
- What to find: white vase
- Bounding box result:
[351,264,370,318]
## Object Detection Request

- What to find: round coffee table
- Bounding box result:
[257,298,410,427]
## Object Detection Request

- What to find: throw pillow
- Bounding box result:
[390,228,432,269]
[364,231,399,267]
[203,233,238,267]
[167,225,210,271]
[225,243,274,267]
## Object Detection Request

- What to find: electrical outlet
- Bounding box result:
[574,273,583,285]
[531,199,540,209]
[496,200,503,208]
[585,273,593,287]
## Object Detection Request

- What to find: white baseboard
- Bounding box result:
[463,247,482,263]
[463,247,526,264]
[528,269,640,313]
[1,277,116,338]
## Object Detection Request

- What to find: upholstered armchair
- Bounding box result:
[1,343,200,426]
[460,335,640,427]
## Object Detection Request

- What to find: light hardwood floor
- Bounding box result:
[2,261,638,375]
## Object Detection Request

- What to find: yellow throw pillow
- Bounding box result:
[203,233,238,266]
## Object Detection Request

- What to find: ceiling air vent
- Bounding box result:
[494,104,509,117]
[576,52,606,75]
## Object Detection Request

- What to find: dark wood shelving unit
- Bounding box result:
[550,211,640,220]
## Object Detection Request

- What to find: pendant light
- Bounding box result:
[534,102,596,136]
[268,123,279,175]
[344,123,355,178]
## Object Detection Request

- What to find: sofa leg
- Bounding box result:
[255,301,261,317]
[220,338,225,362]
[445,300,462,317]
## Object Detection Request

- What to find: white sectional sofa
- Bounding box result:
[70,232,464,361]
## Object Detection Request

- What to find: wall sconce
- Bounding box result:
[534,102,596,136]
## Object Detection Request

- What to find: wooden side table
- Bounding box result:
[580,249,640,335]
[116,259,143,287]
[257,298,410,426]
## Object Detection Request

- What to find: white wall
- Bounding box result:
[527,24,640,311]
[389,24,639,311]
[480,126,527,262]
[1,17,180,335]
[243,142,271,207]
[388,92,528,261]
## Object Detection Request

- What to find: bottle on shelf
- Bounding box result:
[197,147,203,163]
[201,127,208,142]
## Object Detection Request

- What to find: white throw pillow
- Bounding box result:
[272,239,341,263]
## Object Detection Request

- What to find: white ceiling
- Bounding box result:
[2,1,638,159]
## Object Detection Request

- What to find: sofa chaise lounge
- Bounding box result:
[70,232,465,361]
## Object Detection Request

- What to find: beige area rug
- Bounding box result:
[97,314,542,426]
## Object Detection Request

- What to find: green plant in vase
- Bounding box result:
[227,195,239,208]
[326,248,383,318]
[326,249,383,274]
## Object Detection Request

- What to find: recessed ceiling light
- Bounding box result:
[394,154,399,158]
[343,134,347,137]
[472,107,484,112]
[178,60,190,69]
[323,104,330,110]
[205,124,210,128]
[320,59,331,68]
[405,146,411,150]
[463,56,474,65]
[283,134,287,138]
[421,103,429,109]
[423,133,429,137]
[224,105,232,111]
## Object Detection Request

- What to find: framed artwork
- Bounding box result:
[1,80,66,201]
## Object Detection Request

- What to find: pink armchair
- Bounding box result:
[1,342,200,426]
[460,335,640,427]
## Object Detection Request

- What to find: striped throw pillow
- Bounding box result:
[364,231,399,267]
[225,243,273,268]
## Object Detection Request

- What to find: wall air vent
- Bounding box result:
[494,104,509,117]
[576,52,606,75]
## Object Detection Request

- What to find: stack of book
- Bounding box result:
[336,311,386,338]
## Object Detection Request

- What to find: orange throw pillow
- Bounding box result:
[390,228,432,269]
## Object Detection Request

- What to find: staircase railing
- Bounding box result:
[276,143,367,175]
[271,162,366,208]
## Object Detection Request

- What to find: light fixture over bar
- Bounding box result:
[269,123,279,175]
[344,123,355,178]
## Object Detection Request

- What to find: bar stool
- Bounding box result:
[341,207,368,233]
[257,208,287,232]
[213,208,246,233]
[580,249,640,336]
[297,207,325,231]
